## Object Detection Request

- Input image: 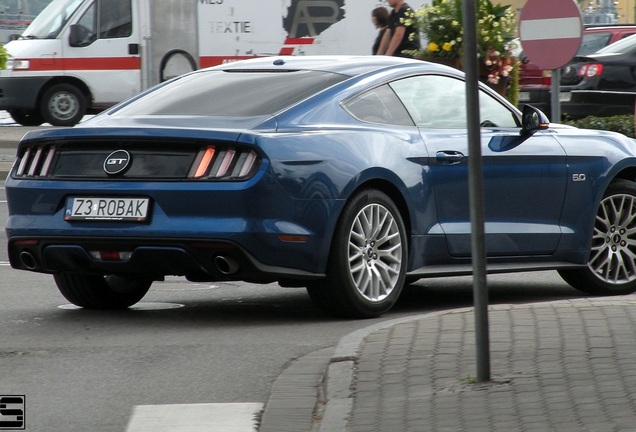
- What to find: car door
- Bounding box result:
[60,0,140,104]
[390,74,568,257]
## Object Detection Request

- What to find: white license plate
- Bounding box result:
[65,197,150,221]
[518,91,530,102]
[559,92,571,102]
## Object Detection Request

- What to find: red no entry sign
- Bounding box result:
[519,0,583,70]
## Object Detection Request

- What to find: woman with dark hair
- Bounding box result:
[371,7,389,55]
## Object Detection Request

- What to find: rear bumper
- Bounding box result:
[7,236,324,283]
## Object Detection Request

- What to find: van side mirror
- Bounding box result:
[69,24,95,47]
[521,105,550,135]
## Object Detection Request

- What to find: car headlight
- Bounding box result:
[6,58,30,70]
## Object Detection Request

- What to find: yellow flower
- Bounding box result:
[442,42,453,52]
[428,42,440,52]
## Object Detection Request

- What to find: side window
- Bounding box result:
[99,0,132,39]
[343,84,414,126]
[73,2,97,45]
[479,90,519,128]
[389,74,518,129]
[390,75,467,128]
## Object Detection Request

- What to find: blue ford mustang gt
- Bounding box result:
[6,56,636,318]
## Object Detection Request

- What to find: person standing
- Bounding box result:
[371,7,389,55]
[376,0,420,58]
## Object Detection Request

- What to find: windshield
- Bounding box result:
[21,0,85,39]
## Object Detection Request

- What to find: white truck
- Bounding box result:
[0,0,381,126]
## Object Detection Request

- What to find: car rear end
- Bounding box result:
[560,39,636,118]
[5,126,303,282]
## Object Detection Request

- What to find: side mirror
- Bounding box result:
[521,105,550,135]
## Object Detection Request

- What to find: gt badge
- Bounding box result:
[103,150,131,175]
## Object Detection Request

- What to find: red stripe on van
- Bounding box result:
[199,56,259,68]
[25,57,141,71]
[283,37,315,45]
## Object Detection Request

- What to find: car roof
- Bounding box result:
[212,55,425,76]
[584,24,636,31]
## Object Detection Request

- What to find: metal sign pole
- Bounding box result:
[461,0,490,382]
[551,68,562,121]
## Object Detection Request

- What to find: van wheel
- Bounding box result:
[307,189,407,318]
[53,273,152,309]
[41,83,87,126]
[558,179,636,296]
[9,109,44,126]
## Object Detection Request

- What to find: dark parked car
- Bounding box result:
[6,56,636,318]
[560,32,636,118]
[518,25,636,118]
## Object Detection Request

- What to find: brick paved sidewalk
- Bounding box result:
[311,298,636,432]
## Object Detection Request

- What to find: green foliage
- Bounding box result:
[404,0,517,62]
[403,0,519,103]
[0,44,6,69]
[563,115,635,138]
[506,56,520,106]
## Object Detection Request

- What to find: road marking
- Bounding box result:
[58,302,185,310]
[125,403,263,432]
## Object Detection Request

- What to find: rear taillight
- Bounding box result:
[14,145,56,178]
[578,63,603,78]
[189,145,260,180]
[541,70,551,86]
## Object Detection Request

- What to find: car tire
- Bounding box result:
[8,109,44,126]
[558,179,636,296]
[53,273,152,309]
[40,83,87,127]
[307,189,407,318]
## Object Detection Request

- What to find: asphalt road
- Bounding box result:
[0,125,46,145]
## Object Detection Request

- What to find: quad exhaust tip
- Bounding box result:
[19,251,38,270]
[214,255,239,275]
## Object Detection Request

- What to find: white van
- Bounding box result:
[0,0,380,126]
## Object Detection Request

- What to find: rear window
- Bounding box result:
[597,33,636,54]
[111,70,348,117]
[578,32,611,56]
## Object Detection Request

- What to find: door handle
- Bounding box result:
[436,151,465,164]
